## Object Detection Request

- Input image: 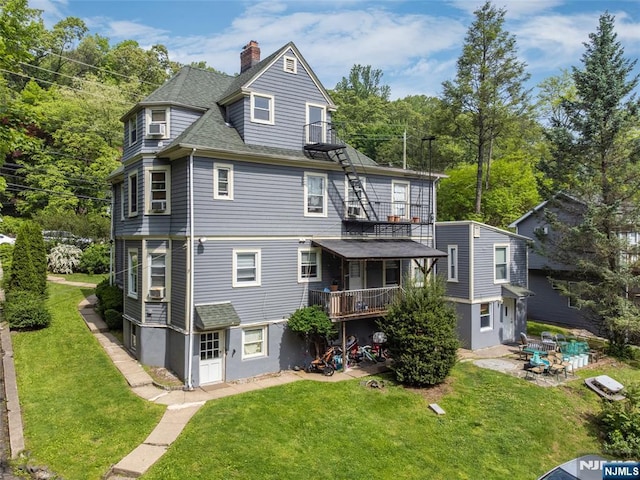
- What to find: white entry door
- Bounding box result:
[502,299,515,342]
[348,261,364,290]
[199,331,224,384]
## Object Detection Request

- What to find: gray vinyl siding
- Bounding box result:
[114,239,124,289]
[453,303,472,349]
[473,227,515,299]
[243,49,330,150]
[170,242,188,330]
[193,239,313,322]
[122,106,203,162]
[122,111,142,161]
[170,106,202,139]
[435,223,470,299]
[191,158,433,238]
[527,272,595,331]
[228,101,244,139]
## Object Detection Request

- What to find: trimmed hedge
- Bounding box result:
[3,290,51,329]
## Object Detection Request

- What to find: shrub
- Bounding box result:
[288,306,337,358]
[48,244,83,274]
[600,384,640,458]
[8,221,47,297]
[103,309,123,330]
[0,244,13,288]
[79,243,110,274]
[3,290,51,329]
[380,276,459,387]
[95,279,123,320]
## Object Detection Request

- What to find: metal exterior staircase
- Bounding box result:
[329,148,379,221]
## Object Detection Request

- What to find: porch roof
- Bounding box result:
[311,238,447,260]
[194,302,241,330]
[502,284,535,298]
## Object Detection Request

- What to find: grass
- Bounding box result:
[142,361,640,480]
[11,282,165,479]
[10,288,639,479]
[46,272,108,285]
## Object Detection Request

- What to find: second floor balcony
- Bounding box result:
[309,286,402,321]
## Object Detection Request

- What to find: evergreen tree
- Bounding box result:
[539,13,640,349]
[8,220,47,296]
[441,1,531,215]
[380,277,459,386]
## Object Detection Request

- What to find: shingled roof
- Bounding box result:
[127,42,377,167]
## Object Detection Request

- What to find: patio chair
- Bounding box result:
[547,352,569,380]
[554,333,567,343]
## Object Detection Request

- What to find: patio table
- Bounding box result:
[518,347,549,361]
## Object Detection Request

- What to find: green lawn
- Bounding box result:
[143,362,639,480]
[11,282,165,479]
[11,284,640,480]
[47,272,108,285]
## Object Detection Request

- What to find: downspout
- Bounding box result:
[185,148,196,390]
[109,185,115,286]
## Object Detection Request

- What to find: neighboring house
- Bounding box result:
[109,40,448,387]
[435,221,532,350]
[509,193,595,331]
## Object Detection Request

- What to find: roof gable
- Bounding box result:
[219,42,335,108]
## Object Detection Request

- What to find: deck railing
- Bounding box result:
[343,200,433,224]
[309,286,402,320]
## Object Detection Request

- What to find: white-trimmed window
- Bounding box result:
[283,55,297,74]
[146,107,169,138]
[251,93,274,124]
[214,163,234,200]
[298,248,322,283]
[345,176,366,218]
[127,248,139,298]
[448,245,458,282]
[233,249,261,287]
[128,116,138,146]
[494,245,509,283]
[304,172,327,217]
[147,167,170,214]
[306,103,326,143]
[480,302,492,330]
[392,181,410,219]
[243,326,267,359]
[148,252,166,300]
[128,172,138,217]
[384,260,400,286]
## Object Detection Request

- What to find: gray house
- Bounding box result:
[435,221,532,350]
[509,193,597,331]
[109,41,448,387]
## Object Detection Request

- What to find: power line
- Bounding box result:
[0,68,133,106]
[5,183,111,203]
[19,62,131,93]
[30,46,163,87]
[3,163,111,189]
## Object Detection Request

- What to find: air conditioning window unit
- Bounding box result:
[148,122,166,136]
[151,200,167,212]
[149,287,165,299]
[347,206,361,217]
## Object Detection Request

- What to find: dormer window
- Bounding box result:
[251,93,274,125]
[146,108,169,138]
[283,56,297,74]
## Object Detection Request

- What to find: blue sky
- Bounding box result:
[31,0,640,99]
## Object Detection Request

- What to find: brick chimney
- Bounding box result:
[240,40,260,73]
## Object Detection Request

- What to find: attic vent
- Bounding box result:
[283,56,297,74]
